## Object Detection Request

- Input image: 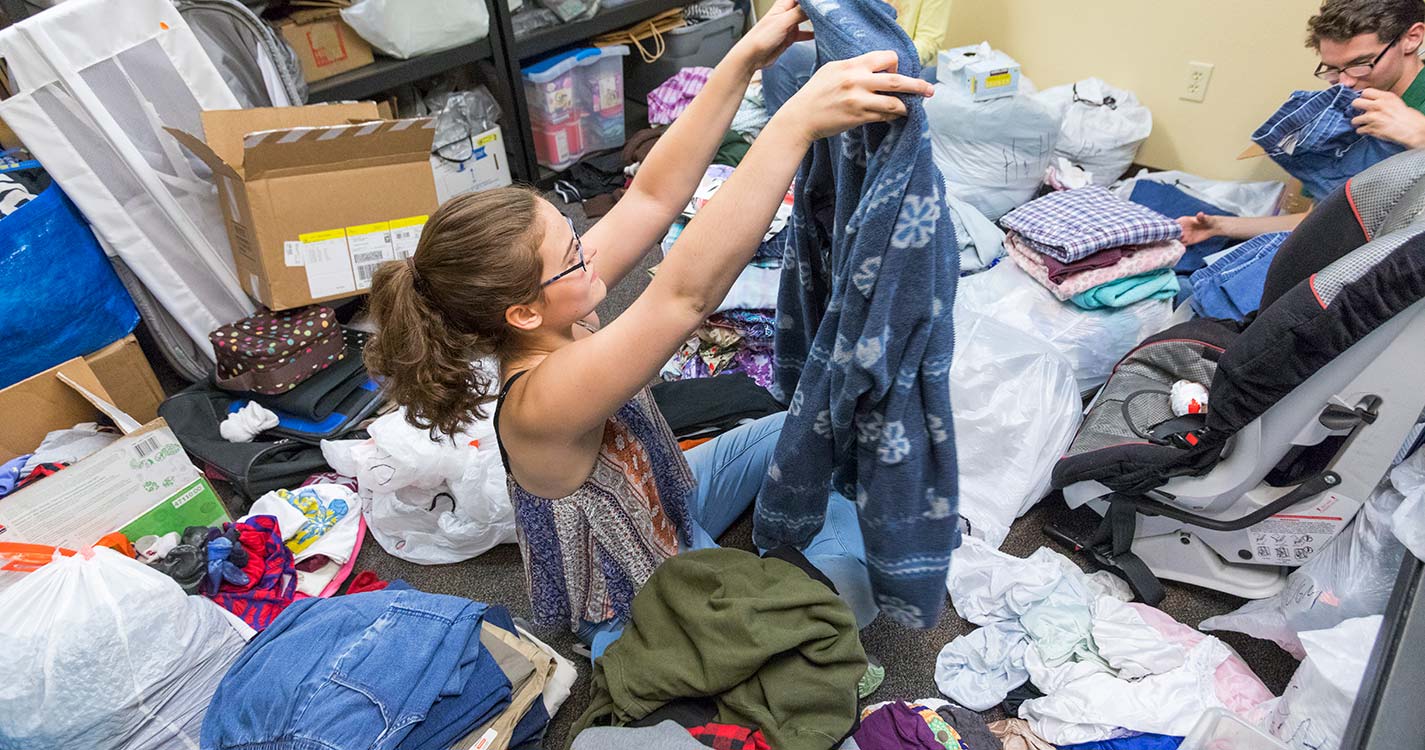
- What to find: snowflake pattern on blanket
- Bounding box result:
[753,0,960,628]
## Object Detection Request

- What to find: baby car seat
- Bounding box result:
[1049,148,1425,604]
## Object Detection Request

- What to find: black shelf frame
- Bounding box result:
[514,0,685,60]
[306,38,495,103]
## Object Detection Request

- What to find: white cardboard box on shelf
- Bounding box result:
[431,126,513,203]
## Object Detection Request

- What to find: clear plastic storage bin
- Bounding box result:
[522,45,630,170]
[1180,708,1287,750]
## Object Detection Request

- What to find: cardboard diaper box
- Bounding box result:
[273,2,374,84]
[166,102,439,311]
[0,358,229,590]
[431,125,513,203]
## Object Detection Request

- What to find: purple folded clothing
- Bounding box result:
[1039,245,1128,283]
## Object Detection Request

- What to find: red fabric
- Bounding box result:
[346,569,390,594]
[208,515,297,631]
[689,723,771,750]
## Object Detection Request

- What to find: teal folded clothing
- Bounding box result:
[1070,269,1180,310]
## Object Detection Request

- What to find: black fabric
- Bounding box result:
[1260,183,1367,311]
[245,328,369,421]
[552,149,626,202]
[1052,440,1223,495]
[159,384,331,502]
[650,374,785,440]
[934,704,1001,750]
[1000,683,1045,714]
[627,698,719,729]
[262,381,384,443]
[761,545,838,594]
[1209,230,1425,435]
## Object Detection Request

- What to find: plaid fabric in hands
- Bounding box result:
[999,185,1182,263]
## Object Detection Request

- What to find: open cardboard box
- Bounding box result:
[0,358,229,590]
[272,1,374,84]
[166,102,439,311]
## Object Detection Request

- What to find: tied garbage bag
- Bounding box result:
[0,185,139,389]
[1261,616,1382,750]
[0,547,248,750]
[322,380,516,564]
[951,313,1081,547]
[1199,447,1422,658]
[1038,78,1153,187]
[955,262,1174,392]
[925,76,1061,220]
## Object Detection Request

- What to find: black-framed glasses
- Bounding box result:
[1315,35,1399,82]
[541,217,586,287]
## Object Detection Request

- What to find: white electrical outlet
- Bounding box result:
[1182,61,1214,103]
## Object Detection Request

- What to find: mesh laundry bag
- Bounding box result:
[0,548,247,750]
[0,0,254,360]
[0,184,139,389]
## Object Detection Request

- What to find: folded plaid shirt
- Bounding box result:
[999,186,1182,263]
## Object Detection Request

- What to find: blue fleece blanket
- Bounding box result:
[753,0,959,628]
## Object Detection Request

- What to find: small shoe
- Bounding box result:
[858,655,885,699]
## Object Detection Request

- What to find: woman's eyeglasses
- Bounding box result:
[541,217,587,287]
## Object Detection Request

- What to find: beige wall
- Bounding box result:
[941,1,1325,181]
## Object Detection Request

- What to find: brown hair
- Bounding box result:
[1307,0,1425,48]
[365,186,547,436]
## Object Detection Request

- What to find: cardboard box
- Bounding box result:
[84,334,165,424]
[275,6,374,84]
[432,125,513,203]
[939,43,1021,102]
[167,103,439,310]
[0,359,228,590]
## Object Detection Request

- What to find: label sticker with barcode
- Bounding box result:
[300,227,355,299]
[284,241,305,267]
[389,215,428,261]
[132,436,162,458]
[346,221,393,291]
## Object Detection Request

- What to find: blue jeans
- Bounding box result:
[1189,232,1290,321]
[202,590,511,750]
[582,411,878,659]
[763,41,817,117]
[1252,85,1405,199]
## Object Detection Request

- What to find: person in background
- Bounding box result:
[1180,0,1425,244]
[762,0,948,116]
[364,0,932,657]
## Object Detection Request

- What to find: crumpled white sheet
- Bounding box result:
[937,536,1273,745]
[219,402,278,442]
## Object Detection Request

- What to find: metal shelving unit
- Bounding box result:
[514,0,684,60]
[306,39,495,103]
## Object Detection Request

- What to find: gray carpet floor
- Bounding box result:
[191,194,1298,749]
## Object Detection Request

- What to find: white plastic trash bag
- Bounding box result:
[1038,78,1152,186]
[925,77,1061,220]
[1261,616,1382,750]
[955,262,1174,392]
[1389,443,1425,561]
[322,405,516,565]
[342,0,490,59]
[951,313,1081,547]
[1199,448,1421,657]
[1112,168,1285,218]
[0,547,247,750]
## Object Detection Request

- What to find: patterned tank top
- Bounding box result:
[494,370,695,629]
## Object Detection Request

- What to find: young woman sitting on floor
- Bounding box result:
[365,0,932,656]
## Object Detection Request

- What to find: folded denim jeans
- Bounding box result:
[1252,86,1405,199]
[202,590,512,750]
[1189,232,1290,321]
[1127,180,1235,273]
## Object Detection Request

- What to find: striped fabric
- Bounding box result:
[508,387,695,629]
[0,173,35,218]
[647,67,713,125]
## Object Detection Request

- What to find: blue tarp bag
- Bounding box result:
[0,184,139,388]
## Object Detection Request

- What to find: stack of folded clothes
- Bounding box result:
[1000,186,1186,310]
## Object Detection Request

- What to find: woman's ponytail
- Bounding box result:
[365,186,546,436]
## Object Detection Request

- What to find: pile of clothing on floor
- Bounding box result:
[0,465,573,750]
[657,163,791,389]
[936,536,1275,747]
[999,186,1186,311]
